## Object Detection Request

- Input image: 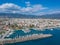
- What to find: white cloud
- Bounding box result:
[0,2,47,15]
[0,3,21,13]
[20,4,47,14]
[31,4,47,12]
[0,2,59,15]
[0,3,21,9]
[25,1,31,7]
[21,7,32,12]
[48,10,60,14]
[34,9,60,15]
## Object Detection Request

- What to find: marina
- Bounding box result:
[0,28,52,44]
[1,28,60,45]
[0,18,60,45]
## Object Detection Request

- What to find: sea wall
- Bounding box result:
[0,34,52,44]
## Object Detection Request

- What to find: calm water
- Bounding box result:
[5,28,60,45]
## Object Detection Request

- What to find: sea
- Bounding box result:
[5,28,60,45]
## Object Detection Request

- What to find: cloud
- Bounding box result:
[0,3,21,13]
[20,3,47,15]
[40,10,60,15]
[31,4,47,12]
[0,3,20,9]
[25,1,31,7]
[0,2,47,15]
[1,2,60,15]
[34,9,60,15]
[48,10,60,14]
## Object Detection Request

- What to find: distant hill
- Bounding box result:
[40,13,60,19]
[0,13,40,18]
[0,13,60,19]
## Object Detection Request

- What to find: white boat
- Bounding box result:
[22,28,30,33]
[50,28,53,31]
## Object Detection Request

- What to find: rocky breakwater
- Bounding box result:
[0,33,52,44]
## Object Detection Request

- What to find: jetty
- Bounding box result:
[0,34,52,45]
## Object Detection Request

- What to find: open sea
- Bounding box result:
[5,28,60,45]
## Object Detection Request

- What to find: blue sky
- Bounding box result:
[0,0,60,15]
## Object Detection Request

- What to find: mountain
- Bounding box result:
[0,13,60,19]
[40,13,60,19]
[0,13,39,18]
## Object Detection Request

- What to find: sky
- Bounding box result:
[0,0,60,15]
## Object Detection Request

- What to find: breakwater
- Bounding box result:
[0,34,52,45]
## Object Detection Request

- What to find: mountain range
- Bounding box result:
[0,13,60,19]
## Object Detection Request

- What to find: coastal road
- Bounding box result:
[1,29,11,39]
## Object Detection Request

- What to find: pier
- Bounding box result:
[0,34,52,45]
